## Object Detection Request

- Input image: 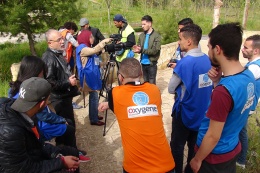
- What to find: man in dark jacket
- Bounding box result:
[42,29,79,128]
[79,18,105,47]
[133,15,161,84]
[0,77,79,173]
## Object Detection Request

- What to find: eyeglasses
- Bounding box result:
[117,71,124,78]
[49,37,63,42]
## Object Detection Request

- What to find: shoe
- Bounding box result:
[79,153,90,163]
[236,162,245,169]
[98,116,103,120]
[90,121,105,126]
[72,102,83,109]
[78,150,87,156]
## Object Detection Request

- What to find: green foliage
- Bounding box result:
[0,0,84,55]
[0,41,47,84]
[237,111,260,173]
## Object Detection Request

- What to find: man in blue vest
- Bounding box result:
[190,23,255,173]
[237,34,260,169]
[168,24,212,173]
[133,15,161,84]
[113,14,136,63]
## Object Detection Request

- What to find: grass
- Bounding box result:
[237,110,260,173]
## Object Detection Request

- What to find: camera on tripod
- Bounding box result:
[104,34,125,55]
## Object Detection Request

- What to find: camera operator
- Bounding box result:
[76,30,111,126]
[113,14,136,63]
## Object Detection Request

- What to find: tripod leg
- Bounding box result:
[83,91,86,108]
[103,109,108,136]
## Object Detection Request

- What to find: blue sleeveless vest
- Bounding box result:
[76,44,102,90]
[173,53,212,131]
[245,59,260,111]
[197,69,255,154]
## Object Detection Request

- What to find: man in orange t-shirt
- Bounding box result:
[98,58,175,173]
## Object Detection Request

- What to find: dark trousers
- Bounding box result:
[51,97,77,148]
[199,154,239,173]
[51,97,75,127]
[170,111,198,173]
[55,124,77,148]
[142,63,157,84]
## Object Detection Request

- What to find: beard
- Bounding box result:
[210,53,220,67]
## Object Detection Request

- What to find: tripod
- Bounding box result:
[99,53,119,136]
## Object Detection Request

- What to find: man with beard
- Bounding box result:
[132,15,161,84]
[0,77,80,172]
[237,34,260,169]
[168,24,212,173]
[190,23,256,173]
[113,14,136,63]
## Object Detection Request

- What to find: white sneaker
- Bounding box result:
[236,162,245,169]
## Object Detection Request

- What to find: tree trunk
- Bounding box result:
[24,23,37,56]
[104,0,112,34]
[212,0,223,28]
[242,0,250,29]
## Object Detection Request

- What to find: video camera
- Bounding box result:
[167,58,178,67]
[104,34,124,54]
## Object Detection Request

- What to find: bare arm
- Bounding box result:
[190,120,224,173]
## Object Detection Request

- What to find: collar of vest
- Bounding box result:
[125,81,141,85]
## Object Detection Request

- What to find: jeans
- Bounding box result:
[89,91,99,123]
[237,119,248,165]
[170,111,198,173]
[142,63,157,84]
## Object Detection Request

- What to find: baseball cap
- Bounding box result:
[11,77,52,113]
[79,18,89,26]
[113,14,127,22]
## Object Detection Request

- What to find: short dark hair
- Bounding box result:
[64,22,78,32]
[178,18,193,26]
[179,24,202,45]
[120,58,142,78]
[246,34,260,49]
[141,15,153,22]
[209,23,243,60]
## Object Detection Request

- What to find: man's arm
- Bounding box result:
[66,33,79,47]
[168,73,182,94]
[0,126,64,173]
[123,32,136,49]
[142,34,161,55]
[248,64,260,80]
[190,86,232,173]
[190,120,224,173]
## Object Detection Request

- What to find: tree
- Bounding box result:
[212,0,223,28]
[0,0,83,56]
[104,0,113,33]
[242,0,250,29]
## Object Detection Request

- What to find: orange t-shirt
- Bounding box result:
[110,82,175,173]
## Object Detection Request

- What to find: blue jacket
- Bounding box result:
[197,69,255,154]
[173,48,212,131]
[76,44,102,90]
[245,59,260,111]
